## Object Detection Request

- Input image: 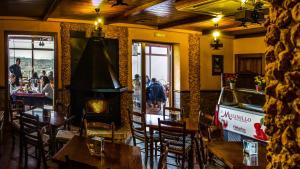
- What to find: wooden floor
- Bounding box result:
[0,126,202,169]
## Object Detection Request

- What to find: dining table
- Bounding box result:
[11,92,51,107]
[24,107,66,155]
[146,114,199,169]
[52,136,143,169]
[207,141,267,169]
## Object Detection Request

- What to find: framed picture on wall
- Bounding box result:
[212,55,224,75]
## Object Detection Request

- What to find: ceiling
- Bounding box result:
[0,0,269,36]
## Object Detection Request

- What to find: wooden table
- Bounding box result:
[12,92,51,107]
[146,114,199,169]
[53,136,143,169]
[207,142,267,169]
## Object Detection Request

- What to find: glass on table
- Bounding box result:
[87,136,104,157]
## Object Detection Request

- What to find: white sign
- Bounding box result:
[218,106,268,141]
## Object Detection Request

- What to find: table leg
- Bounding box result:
[189,133,195,169]
[149,127,154,168]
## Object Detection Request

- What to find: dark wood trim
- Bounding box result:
[234,32,266,39]
[158,15,212,29]
[9,47,54,51]
[42,0,62,21]
[107,0,166,24]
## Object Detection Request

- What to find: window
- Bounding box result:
[8,35,55,79]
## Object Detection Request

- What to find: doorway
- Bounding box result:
[5,32,57,107]
[132,42,173,114]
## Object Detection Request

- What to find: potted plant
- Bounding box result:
[254,75,266,92]
[226,74,238,89]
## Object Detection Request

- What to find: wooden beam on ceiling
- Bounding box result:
[106,0,166,24]
[158,15,213,29]
[42,0,61,21]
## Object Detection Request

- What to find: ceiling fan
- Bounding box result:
[112,0,128,7]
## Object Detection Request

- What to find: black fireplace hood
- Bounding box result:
[72,37,127,92]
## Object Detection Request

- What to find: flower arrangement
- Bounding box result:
[225,74,238,83]
[254,75,266,87]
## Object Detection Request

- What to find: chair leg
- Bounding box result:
[195,140,203,169]
[24,143,28,169]
[144,141,148,165]
[40,145,48,169]
[181,155,185,169]
[37,147,41,169]
[155,141,157,157]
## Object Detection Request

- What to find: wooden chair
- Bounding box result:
[8,99,24,147]
[158,143,169,169]
[162,105,184,120]
[20,112,49,169]
[65,155,97,169]
[127,109,160,164]
[79,105,115,142]
[0,111,4,143]
[158,118,192,169]
[55,104,79,151]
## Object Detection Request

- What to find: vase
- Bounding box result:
[230,82,235,89]
[256,85,262,92]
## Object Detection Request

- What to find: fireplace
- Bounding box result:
[70,34,127,128]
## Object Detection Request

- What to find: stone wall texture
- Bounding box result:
[188,34,201,117]
[264,0,300,168]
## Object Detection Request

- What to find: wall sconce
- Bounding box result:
[211,30,223,50]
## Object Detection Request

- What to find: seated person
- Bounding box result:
[148,78,166,108]
[48,71,54,81]
[9,73,18,94]
[30,72,39,88]
[40,76,53,100]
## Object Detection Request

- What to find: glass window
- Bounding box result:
[151,46,168,55]
[33,50,54,77]
[33,40,55,49]
[9,39,32,49]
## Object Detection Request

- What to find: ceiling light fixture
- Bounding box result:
[212,15,223,27]
[210,30,223,50]
[93,7,104,37]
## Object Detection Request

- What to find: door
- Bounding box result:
[132,42,172,114]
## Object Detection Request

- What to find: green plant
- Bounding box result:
[254,75,266,86]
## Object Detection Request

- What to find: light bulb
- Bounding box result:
[212,15,223,23]
[94,21,98,26]
[92,0,103,7]
[97,18,102,23]
[212,30,221,40]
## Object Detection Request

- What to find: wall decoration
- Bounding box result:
[212,55,224,75]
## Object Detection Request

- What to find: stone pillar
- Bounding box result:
[188,34,201,117]
[264,0,300,168]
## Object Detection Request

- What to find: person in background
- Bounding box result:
[146,75,151,87]
[9,73,18,94]
[148,78,166,108]
[133,74,141,107]
[48,71,54,81]
[40,70,46,79]
[30,72,39,87]
[9,58,22,86]
[40,76,53,100]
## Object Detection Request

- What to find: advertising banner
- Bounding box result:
[218,106,268,141]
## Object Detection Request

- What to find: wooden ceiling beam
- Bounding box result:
[106,0,166,24]
[158,15,213,29]
[42,0,62,21]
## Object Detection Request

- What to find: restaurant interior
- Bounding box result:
[0,0,299,169]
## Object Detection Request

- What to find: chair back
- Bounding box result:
[127,109,147,143]
[80,110,115,143]
[162,105,184,120]
[19,112,42,145]
[65,155,97,169]
[8,100,24,123]
[158,118,187,155]
[158,143,169,169]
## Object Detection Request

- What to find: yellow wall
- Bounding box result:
[200,35,235,90]
[0,20,62,88]
[128,27,193,91]
[233,36,265,54]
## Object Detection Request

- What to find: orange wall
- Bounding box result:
[233,36,265,54]
[0,20,62,88]
[200,35,235,90]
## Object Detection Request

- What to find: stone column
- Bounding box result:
[264,0,300,168]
